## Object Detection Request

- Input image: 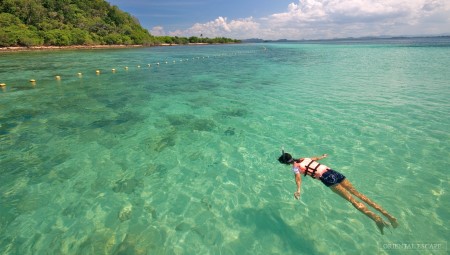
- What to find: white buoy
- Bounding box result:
[125,67,129,70]
[157,62,160,65]
[137,65,141,68]
[147,64,151,67]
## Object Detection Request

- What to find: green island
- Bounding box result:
[0,0,240,48]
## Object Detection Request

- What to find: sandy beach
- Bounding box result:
[0,43,217,53]
[0,45,146,52]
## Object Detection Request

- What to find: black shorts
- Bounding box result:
[320,169,346,187]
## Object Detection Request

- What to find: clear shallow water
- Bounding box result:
[1,39,449,255]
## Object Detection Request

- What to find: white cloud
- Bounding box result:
[168,17,260,38]
[150,26,166,36]
[164,0,450,39]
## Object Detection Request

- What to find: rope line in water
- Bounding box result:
[0,49,264,90]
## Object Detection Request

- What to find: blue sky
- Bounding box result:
[106,0,450,40]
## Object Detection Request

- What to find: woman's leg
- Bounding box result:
[330,183,388,234]
[340,179,399,228]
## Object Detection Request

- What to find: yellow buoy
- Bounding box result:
[77,73,83,77]
[30,79,36,83]
[55,76,61,80]
[0,83,6,87]
[125,67,129,70]
[112,69,116,73]
[96,70,100,75]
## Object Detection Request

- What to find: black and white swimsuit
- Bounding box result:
[292,158,346,187]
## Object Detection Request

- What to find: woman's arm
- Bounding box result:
[294,173,302,200]
[311,154,328,161]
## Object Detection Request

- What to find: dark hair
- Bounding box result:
[278,152,294,165]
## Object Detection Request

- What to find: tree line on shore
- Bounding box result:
[0,0,240,47]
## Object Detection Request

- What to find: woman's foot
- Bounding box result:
[376,219,389,235]
[388,216,399,228]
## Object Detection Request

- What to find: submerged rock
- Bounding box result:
[175,222,191,232]
[112,178,141,194]
[119,204,133,222]
[224,127,235,136]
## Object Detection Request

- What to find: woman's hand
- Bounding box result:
[313,154,328,161]
[294,191,301,200]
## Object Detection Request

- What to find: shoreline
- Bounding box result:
[0,43,225,53]
[0,45,145,53]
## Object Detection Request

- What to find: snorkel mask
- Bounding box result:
[278,147,293,165]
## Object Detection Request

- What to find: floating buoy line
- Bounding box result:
[0,49,264,91]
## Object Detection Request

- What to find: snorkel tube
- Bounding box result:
[279,146,291,164]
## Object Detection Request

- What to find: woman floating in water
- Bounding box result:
[278,150,398,234]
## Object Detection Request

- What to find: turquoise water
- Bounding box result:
[1,39,449,255]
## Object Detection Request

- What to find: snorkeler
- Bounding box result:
[278,150,398,234]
